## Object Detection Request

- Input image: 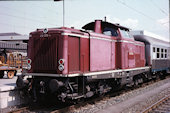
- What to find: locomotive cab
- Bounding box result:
[83,20,145,69]
[82,20,120,37]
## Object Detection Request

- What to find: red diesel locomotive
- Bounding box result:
[18,20,170,102]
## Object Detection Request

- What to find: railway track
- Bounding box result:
[51,76,170,113]
[7,75,170,113]
[141,94,170,113]
[7,94,111,113]
[8,107,29,113]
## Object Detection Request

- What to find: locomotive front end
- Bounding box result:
[27,28,63,74]
[18,28,71,102]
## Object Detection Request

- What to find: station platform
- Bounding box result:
[0,74,28,109]
[0,75,17,91]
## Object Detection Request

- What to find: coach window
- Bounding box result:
[165,49,167,58]
[157,48,160,58]
[161,48,164,58]
[153,47,156,59]
[153,47,155,52]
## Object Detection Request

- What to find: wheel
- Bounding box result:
[134,79,138,86]
[7,71,15,79]
[0,71,4,78]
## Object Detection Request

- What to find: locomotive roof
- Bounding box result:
[82,20,130,31]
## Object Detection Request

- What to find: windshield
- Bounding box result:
[120,29,133,38]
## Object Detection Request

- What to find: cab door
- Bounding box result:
[68,36,80,73]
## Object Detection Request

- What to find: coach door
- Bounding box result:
[68,36,80,73]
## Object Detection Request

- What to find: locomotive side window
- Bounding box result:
[103,27,118,37]
[161,48,164,58]
[103,30,112,36]
[157,48,160,58]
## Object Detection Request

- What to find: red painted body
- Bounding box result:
[90,33,116,71]
[28,20,145,75]
[94,20,102,33]
[116,35,145,69]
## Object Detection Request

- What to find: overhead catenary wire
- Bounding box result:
[161,21,169,24]
[0,10,58,34]
[116,0,169,28]
[116,0,156,20]
[0,22,34,30]
[149,0,169,16]
[0,12,57,26]
[0,2,63,34]
[0,22,34,35]
[30,3,61,15]
[0,4,58,22]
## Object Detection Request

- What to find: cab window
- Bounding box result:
[103,27,118,37]
[119,29,133,38]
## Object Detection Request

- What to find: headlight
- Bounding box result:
[58,59,64,65]
[27,64,31,70]
[26,59,32,70]
[58,65,64,71]
[27,59,32,65]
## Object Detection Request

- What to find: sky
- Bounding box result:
[0,0,169,41]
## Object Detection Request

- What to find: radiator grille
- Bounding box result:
[33,36,57,73]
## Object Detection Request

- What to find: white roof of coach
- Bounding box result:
[131,30,170,47]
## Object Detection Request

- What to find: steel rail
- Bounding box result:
[8,107,29,113]
[141,94,170,113]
